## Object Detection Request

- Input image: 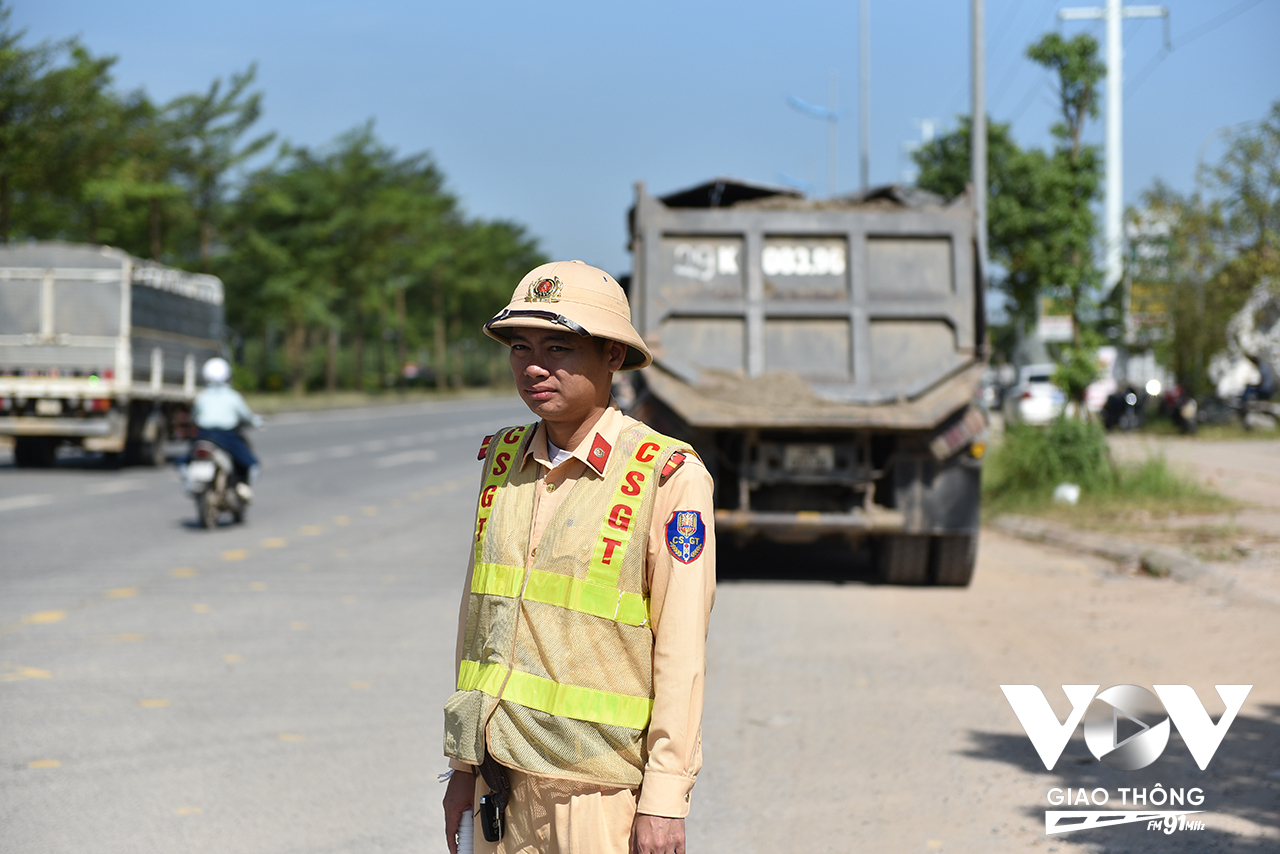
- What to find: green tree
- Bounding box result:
[0,5,117,243]
[1132,101,1280,394]
[168,63,275,270]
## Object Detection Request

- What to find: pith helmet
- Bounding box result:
[483,260,652,370]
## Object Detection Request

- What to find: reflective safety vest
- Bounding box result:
[444,422,690,787]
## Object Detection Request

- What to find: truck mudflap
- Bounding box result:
[715,506,906,541]
[892,452,982,534]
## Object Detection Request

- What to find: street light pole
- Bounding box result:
[860,0,871,191]
[972,0,987,286]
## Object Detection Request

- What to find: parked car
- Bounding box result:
[1003,363,1065,426]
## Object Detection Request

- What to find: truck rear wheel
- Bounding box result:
[932,534,977,587]
[875,535,930,585]
[14,437,57,468]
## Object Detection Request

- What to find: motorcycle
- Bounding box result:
[184,439,251,528]
[1101,386,1145,432]
[1160,385,1199,435]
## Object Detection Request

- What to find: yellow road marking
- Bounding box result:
[249,582,266,591]
[224,654,244,664]
[173,806,203,816]
[350,681,371,690]
[341,596,357,604]
[361,506,378,516]
[24,610,66,625]
[299,525,323,536]
[260,538,287,549]
[333,548,348,558]
[278,733,306,742]
[171,567,198,578]
[289,621,307,631]
[382,575,396,583]
[1,665,52,682]
[192,604,211,614]
[222,549,249,561]
[28,759,60,769]
[927,842,944,850]
[105,587,139,599]
[138,698,170,708]
[333,515,350,526]
[112,633,145,642]
[296,563,312,572]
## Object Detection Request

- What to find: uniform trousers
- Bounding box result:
[472,767,637,854]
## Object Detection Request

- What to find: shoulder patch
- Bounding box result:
[665,510,706,564]
[659,452,686,484]
[477,434,494,461]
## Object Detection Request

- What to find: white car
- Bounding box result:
[1003,363,1066,426]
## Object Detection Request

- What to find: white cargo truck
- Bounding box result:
[0,242,224,467]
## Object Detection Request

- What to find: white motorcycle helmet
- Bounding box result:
[202,357,232,385]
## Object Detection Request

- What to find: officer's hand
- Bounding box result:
[630,813,685,854]
[442,770,475,854]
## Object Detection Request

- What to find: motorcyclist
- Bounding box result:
[191,357,263,498]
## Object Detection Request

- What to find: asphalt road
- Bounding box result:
[2,398,1278,853]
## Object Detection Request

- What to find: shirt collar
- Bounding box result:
[523,398,626,477]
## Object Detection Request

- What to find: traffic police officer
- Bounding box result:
[442,260,716,854]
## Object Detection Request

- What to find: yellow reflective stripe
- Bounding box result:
[457,658,509,695]
[587,434,672,586]
[474,425,530,562]
[473,563,650,627]
[458,659,652,729]
[504,668,652,730]
[523,570,651,626]
[471,562,524,598]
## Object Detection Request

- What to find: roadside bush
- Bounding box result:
[987,416,1112,497]
[983,416,1231,519]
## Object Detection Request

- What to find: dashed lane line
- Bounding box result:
[83,479,144,496]
[1,665,52,682]
[0,494,54,513]
[374,449,438,468]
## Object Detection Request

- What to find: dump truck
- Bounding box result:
[0,242,225,467]
[623,179,987,585]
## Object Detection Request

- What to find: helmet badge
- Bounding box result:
[526,276,562,303]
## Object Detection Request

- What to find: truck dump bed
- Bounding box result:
[630,180,985,428]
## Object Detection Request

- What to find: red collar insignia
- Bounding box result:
[586,433,611,474]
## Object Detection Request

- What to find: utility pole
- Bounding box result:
[859,0,871,191]
[972,0,987,288]
[1059,0,1168,295]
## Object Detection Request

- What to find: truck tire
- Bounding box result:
[932,534,977,587]
[14,437,57,468]
[875,535,930,585]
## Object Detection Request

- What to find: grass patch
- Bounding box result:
[984,418,1233,521]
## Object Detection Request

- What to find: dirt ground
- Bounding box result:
[1107,433,1280,605]
[694,527,1280,853]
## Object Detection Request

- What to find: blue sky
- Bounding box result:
[16,0,1280,277]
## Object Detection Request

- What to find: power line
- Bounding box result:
[1009,73,1051,124]
[1126,0,1267,98]
[991,0,1061,112]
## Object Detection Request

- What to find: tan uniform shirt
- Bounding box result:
[450,402,716,818]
